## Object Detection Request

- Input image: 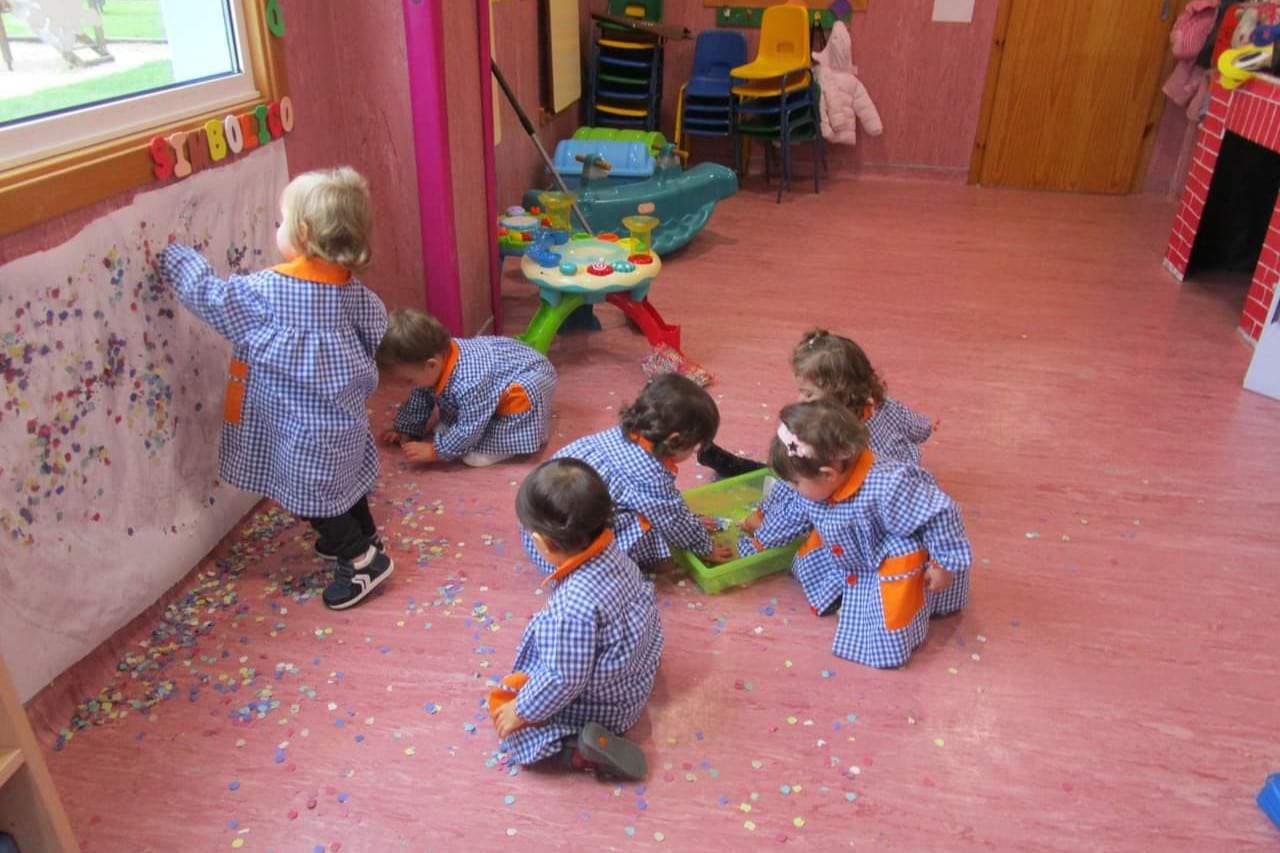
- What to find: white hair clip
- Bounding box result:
[777,423,815,458]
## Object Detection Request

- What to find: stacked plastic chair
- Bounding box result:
[675,31,748,161]
[730,4,822,202]
[587,0,665,131]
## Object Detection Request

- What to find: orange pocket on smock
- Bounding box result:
[878,551,927,631]
[496,383,532,416]
[223,359,249,425]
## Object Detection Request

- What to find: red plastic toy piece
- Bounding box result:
[597,232,620,242]
[605,293,680,351]
[628,254,654,265]
[521,232,533,242]
[587,262,614,276]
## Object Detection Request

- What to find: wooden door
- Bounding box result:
[974,0,1177,193]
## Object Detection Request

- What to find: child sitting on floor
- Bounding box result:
[159,167,393,611]
[700,327,935,476]
[524,374,734,573]
[490,459,662,780]
[375,309,556,467]
[739,401,971,669]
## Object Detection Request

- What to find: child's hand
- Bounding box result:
[491,699,528,738]
[924,563,953,592]
[403,441,438,464]
[381,429,406,446]
[740,509,764,533]
[707,542,736,564]
[700,516,721,531]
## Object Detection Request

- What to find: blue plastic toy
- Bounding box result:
[1260,773,1280,830]
[523,130,737,256]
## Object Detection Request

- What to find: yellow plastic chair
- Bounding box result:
[730,4,810,97]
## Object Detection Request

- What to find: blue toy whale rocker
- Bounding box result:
[522,130,738,255]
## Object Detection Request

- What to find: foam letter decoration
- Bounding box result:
[186,128,211,173]
[148,135,175,180]
[253,104,271,145]
[279,95,294,132]
[205,118,228,161]
[266,101,284,138]
[239,113,260,150]
[265,0,285,36]
[167,131,192,178]
[224,113,245,153]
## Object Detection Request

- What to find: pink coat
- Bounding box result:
[811,21,882,146]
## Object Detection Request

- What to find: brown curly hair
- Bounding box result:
[619,374,719,457]
[791,328,886,415]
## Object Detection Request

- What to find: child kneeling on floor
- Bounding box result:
[376,308,556,467]
[525,374,734,574]
[490,459,662,780]
[740,401,971,669]
[159,166,393,611]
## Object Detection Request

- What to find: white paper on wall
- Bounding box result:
[932,0,975,24]
[0,145,288,700]
[1244,286,1280,401]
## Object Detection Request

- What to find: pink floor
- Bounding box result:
[27,178,1280,851]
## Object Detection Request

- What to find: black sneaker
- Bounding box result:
[323,548,394,610]
[315,534,384,561]
[575,722,647,781]
[697,443,765,479]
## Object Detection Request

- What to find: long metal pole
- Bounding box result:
[490,60,593,234]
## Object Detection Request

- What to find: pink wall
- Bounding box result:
[586,0,1001,176]
[443,1,499,333]
[284,4,424,309]
[491,0,585,208]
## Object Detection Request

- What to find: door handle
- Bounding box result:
[1160,0,1172,22]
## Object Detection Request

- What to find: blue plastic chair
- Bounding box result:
[687,31,748,100]
[677,31,748,156]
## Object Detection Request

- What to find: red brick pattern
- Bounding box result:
[1164,76,1280,340]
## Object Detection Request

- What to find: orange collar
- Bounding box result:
[541,529,615,586]
[828,449,875,503]
[860,402,875,422]
[272,256,352,285]
[433,340,460,394]
[629,433,678,474]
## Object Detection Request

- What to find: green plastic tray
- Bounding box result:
[672,468,799,594]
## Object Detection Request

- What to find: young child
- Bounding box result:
[375,308,556,467]
[524,374,734,574]
[489,459,662,780]
[740,401,971,669]
[699,328,934,475]
[158,167,393,610]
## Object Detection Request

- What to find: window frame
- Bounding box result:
[0,0,288,238]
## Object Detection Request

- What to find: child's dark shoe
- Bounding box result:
[575,722,647,781]
[696,443,765,479]
[315,534,384,561]
[324,547,394,610]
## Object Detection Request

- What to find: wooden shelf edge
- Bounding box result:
[0,748,24,788]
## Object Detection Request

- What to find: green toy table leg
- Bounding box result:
[517,293,587,353]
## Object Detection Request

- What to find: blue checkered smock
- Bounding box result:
[501,541,663,765]
[429,337,556,461]
[866,397,968,614]
[160,244,386,519]
[740,452,971,669]
[392,387,436,439]
[522,427,714,572]
[868,397,932,466]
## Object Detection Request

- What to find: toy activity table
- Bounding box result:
[516,232,680,354]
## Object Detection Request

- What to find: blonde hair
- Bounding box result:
[376,308,452,369]
[281,167,373,272]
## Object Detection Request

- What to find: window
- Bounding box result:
[0,0,286,236]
